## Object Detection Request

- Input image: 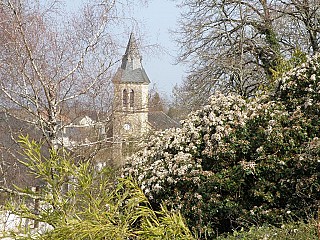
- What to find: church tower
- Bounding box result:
[112,33,150,161]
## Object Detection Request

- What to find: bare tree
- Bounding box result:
[0,0,149,190]
[279,0,320,54]
[173,0,320,110]
[0,0,124,150]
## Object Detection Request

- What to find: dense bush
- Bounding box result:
[124,54,320,237]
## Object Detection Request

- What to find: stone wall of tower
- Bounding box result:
[113,83,148,112]
[112,82,149,165]
[112,82,149,139]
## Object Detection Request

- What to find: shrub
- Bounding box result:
[124,54,320,238]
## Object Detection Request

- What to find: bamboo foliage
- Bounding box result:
[1,136,194,239]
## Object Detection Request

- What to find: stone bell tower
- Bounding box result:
[112,33,150,162]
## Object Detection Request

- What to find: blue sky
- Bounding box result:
[65,0,185,97]
[132,1,185,96]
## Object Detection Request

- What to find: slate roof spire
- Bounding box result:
[113,33,150,84]
[121,33,142,70]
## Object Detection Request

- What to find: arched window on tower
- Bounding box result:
[130,89,134,108]
[123,89,128,107]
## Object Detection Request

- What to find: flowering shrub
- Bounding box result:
[123,54,320,237]
[278,54,320,135]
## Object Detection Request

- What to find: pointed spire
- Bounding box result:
[124,33,140,58]
[121,33,142,70]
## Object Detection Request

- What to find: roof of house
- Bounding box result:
[0,112,46,188]
[148,111,180,131]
